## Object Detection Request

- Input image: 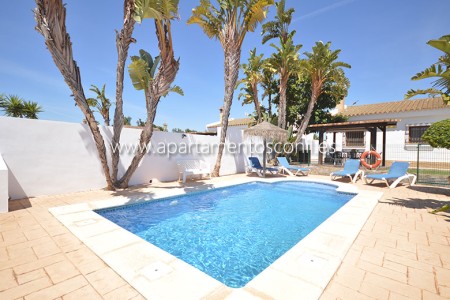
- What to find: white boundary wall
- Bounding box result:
[0,117,249,200]
[0,154,8,212]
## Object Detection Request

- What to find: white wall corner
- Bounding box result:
[0,154,8,213]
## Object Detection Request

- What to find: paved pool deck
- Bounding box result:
[0,174,449,299]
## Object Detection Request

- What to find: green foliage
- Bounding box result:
[406,35,450,104]
[261,0,295,44]
[238,48,264,119]
[431,204,450,214]
[300,41,351,93]
[136,118,145,127]
[188,0,274,47]
[124,116,132,125]
[162,85,184,97]
[154,124,168,131]
[171,128,196,133]
[0,94,43,119]
[421,119,450,149]
[86,84,111,125]
[273,76,348,128]
[260,65,277,117]
[128,50,160,90]
[266,32,302,75]
[128,49,182,97]
[134,0,180,23]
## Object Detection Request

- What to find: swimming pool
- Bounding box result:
[96,181,354,288]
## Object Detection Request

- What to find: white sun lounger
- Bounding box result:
[364,161,416,188]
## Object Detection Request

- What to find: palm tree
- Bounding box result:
[23,101,43,119]
[0,95,43,119]
[239,48,264,122]
[260,66,277,118]
[295,41,351,142]
[261,0,294,44]
[116,0,182,188]
[35,0,127,190]
[406,35,450,104]
[87,84,111,126]
[188,0,273,177]
[0,95,25,118]
[266,32,302,129]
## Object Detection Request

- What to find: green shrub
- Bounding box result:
[422,119,450,149]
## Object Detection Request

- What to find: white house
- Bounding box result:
[311,97,450,164]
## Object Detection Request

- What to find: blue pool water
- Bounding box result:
[96,181,354,288]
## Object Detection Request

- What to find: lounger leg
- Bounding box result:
[385,179,393,188]
[409,174,417,186]
[352,170,363,183]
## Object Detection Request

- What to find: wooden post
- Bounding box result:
[381,126,386,167]
[318,131,324,165]
[369,127,377,150]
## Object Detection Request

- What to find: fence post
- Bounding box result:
[416,143,420,183]
[308,145,311,166]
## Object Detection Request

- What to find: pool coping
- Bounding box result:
[49,177,383,300]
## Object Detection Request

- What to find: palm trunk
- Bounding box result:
[117,19,179,188]
[296,82,321,142]
[278,71,288,129]
[103,110,110,126]
[212,44,241,177]
[34,0,114,190]
[111,0,136,184]
[268,93,272,119]
[116,89,158,188]
[252,83,262,123]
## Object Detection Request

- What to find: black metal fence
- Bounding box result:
[317,143,450,187]
[409,144,450,186]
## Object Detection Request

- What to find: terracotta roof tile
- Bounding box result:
[207,118,254,128]
[341,97,447,117]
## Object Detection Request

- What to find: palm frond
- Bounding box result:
[405,88,444,99]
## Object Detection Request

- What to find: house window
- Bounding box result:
[408,125,429,143]
[344,131,365,147]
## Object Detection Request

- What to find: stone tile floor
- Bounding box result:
[0,174,449,299]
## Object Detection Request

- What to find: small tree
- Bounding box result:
[296,41,350,142]
[266,32,302,129]
[87,84,111,126]
[188,0,274,177]
[422,119,450,149]
[238,48,265,123]
[124,116,132,126]
[0,94,43,119]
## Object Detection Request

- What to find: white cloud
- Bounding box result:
[294,0,360,22]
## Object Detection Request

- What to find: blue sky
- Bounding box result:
[0,0,449,131]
